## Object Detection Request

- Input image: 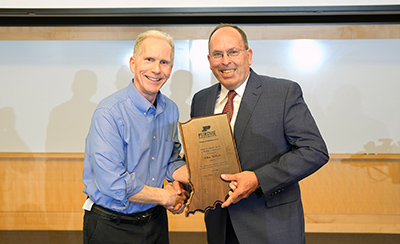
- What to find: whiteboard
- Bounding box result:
[0,38,399,153]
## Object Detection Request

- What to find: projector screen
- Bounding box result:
[0,38,399,154]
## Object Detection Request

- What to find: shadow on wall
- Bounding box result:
[352,138,400,185]
[115,65,132,91]
[45,70,98,153]
[361,139,400,154]
[319,85,390,153]
[0,106,30,152]
[169,70,193,123]
[43,69,99,228]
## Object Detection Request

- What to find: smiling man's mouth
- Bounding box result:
[146,75,162,82]
[221,69,235,75]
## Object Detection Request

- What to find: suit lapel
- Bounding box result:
[204,83,221,115]
[234,70,262,150]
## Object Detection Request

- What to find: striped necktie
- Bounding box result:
[222,90,237,121]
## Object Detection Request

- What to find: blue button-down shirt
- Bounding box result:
[83,81,185,214]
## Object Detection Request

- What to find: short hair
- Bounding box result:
[208,24,249,53]
[133,30,175,63]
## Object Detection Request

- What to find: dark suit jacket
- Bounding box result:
[190,69,329,244]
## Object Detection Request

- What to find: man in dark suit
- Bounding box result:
[190,24,329,244]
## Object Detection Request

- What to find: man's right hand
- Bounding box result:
[128,182,190,215]
[164,182,190,214]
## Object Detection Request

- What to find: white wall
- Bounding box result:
[0,38,399,153]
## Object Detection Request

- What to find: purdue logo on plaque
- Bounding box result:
[179,113,241,216]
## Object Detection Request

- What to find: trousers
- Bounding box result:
[83,207,169,244]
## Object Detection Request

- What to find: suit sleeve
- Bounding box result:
[253,82,329,200]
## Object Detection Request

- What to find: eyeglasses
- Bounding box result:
[210,48,246,60]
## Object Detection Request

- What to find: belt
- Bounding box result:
[91,203,162,225]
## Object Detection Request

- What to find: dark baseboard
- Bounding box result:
[305,233,400,244]
[0,231,399,244]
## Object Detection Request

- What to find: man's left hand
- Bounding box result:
[220,171,259,208]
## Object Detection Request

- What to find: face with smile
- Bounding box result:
[208,27,253,91]
[130,37,173,104]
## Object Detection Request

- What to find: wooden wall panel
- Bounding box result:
[300,154,400,233]
[1,24,400,41]
[0,153,86,230]
[0,153,399,233]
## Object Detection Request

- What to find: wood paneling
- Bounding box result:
[300,154,400,233]
[0,153,85,230]
[1,24,400,41]
[0,153,399,233]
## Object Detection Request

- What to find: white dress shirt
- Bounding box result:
[214,76,249,131]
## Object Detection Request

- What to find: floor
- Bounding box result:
[0,231,399,244]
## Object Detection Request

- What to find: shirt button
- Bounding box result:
[152,157,155,160]
[144,112,146,115]
[153,136,156,139]
[152,178,155,181]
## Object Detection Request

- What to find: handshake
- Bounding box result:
[164,181,191,215]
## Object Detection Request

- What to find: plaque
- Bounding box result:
[179,113,241,216]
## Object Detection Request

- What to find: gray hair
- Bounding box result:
[133,30,175,63]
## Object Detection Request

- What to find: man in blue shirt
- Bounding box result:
[82,30,189,244]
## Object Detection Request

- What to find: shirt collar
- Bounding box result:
[219,73,250,100]
[127,79,165,114]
